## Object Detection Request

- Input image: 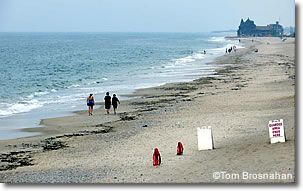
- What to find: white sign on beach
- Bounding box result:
[268,119,285,144]
[197,126,214,150]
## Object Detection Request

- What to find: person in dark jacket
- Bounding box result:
[112,94,120,114]
[104,92,111,114]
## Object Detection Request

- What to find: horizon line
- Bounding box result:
[0,31,217,33]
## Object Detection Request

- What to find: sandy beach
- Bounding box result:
[0,37,295,183]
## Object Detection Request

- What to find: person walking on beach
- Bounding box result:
[87,93,95,116]
[228,47,232,54]
[112,94,120,114]
[104,92,111,114]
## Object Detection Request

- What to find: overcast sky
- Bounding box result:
[0,0,295,32]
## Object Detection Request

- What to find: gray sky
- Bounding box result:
[0,0,295,32]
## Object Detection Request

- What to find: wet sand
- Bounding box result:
[0,37,295,183]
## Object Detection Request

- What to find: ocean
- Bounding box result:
[0,32,242,140]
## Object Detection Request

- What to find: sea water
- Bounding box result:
[0,32,242,140]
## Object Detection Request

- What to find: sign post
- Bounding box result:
[197,126,214,150]
[268,119,286,144]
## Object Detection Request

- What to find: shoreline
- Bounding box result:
[0,37,295,183]
[0,34,242,141]
[0,36,243,141]
[23,37,246,138]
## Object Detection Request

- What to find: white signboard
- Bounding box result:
[197,126,214,150]
[268,119,285,144]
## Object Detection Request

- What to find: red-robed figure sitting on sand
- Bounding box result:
[177,142,184,155]
[153,148,161,166]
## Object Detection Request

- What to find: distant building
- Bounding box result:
[284,26,295,37]
[237,18,283,37]
[288,26,294,34]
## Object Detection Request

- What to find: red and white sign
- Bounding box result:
[268,119,285,144]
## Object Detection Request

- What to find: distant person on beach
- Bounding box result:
[203,50,206,54]
[87,94,95,116]
[104,92,111,114]
[228,47,232,54]
[112,94,120,114]
[225,48,228,54]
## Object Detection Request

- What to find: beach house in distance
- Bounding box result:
[237,18,283,37]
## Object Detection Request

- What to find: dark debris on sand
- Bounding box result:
[0,151,34,171]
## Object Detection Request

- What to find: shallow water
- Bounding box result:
[0,32,242,140]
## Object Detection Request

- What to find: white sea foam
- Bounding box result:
[172,53,206,65]
[26,94,34,99]
[0,99,43,118]
[34,91,49,96]
[25,91,49,100]
[68,84,80,88]
[159,37,245,83]
[173,56,195,64]
[208,37,226,42]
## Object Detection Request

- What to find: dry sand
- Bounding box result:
[0,37,295,183]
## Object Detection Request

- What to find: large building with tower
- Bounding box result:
[237,18,283,37]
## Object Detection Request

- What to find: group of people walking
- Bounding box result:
[86,92,120,116]
[226,45,237,54]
